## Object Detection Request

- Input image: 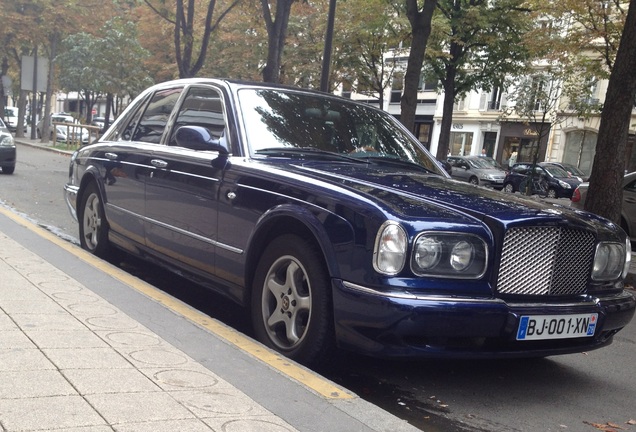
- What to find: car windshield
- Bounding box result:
[238,88,443,174]
[561,164,586,176]
[468,157,501,169]
[542,165,569,177]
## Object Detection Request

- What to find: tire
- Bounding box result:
[503,183,514,193]
[251,234,334,366]
[469,176,479,185]
[78,182,111,258]
[1,166,14,174]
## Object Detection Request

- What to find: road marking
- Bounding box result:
[0,206,354,400]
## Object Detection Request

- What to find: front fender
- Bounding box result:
[245,203,355,282]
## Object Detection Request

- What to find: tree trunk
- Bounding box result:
[400,0,437,133]
[585,0,636,223]
[261,0,294,83]
[435,66,457,160]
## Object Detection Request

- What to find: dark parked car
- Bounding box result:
[64,79,635,365]
[0,118,16,174]
[571,172,636,242]
[447,155,507,189]
[503,162,581,198]
[543,162,589,182]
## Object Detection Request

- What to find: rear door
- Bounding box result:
[100,86,184,246]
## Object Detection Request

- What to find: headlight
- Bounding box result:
[411,233,487,278]
[622,238,632,279]
[0,135,14,146]
[592,241,626,281]
[374,222,407,275]
[558,180,571,189]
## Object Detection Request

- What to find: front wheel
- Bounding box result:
[469,176,479,185]
[251,234,334,366]
[79,182,111,258]
[503,183,514,193]
[546,188,557,199]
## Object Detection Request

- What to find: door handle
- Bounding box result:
[151,159,168,168]
[105,152,118,160]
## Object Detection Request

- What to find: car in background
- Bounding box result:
[0,118,16,174]
[503,162,581,198]
[4,107,27,133]
[571,172,636,242]
[447,155,506,189]
[36,113,77,139]
[543,162,589,182]
[64,78,634,365]
[91,116,106,130]
[52,124,90,144]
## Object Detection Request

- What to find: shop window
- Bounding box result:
[449,132,473,156]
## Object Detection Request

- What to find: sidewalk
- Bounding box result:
[0,207,419,432]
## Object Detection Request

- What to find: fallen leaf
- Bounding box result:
[583,421,621,432]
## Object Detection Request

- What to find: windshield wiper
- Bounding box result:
[362,156,437,174]
[255,147,366,163]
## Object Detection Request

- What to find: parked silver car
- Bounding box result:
[447,155,507,189]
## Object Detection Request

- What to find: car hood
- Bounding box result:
[275,160,610,231]
[552,176,581,186]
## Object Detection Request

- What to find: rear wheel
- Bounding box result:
[251,234,334,366]
[79,182,110,258]
[1,166,14,174]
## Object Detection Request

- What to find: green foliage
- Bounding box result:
[55,17,152,119]
[426,0,532,98]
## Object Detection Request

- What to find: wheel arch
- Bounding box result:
[243,205,352,297]
[76,169,105,220]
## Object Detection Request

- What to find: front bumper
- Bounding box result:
[64,183,79,222]
[333,280,636,359]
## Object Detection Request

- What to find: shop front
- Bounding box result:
[497,121,550,168]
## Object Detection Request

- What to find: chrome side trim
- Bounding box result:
[106,203,244,255]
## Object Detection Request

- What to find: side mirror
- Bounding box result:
[175,125,228,154]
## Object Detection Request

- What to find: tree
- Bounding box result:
[261,0,296,83]
[95,17,153,126]
[334,0,409,108]
[400,0,437,133]
[427,0,531,160]
[143,0,241,78]
[584,0,636,223]
[57,33,103,123]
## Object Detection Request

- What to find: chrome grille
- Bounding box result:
[497,227,595,296]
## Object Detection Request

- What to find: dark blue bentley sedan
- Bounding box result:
[64,79,635,365]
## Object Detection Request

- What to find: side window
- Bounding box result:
[170,86,226,146]
[132,87,183,143]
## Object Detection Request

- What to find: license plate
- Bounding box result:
[516,313,598,340]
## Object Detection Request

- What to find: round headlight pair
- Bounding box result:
[414,238,475,271]
[411,233,486,278]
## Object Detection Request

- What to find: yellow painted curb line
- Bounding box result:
[0,206,354,400]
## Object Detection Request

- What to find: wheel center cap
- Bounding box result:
[282,296,290,311]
